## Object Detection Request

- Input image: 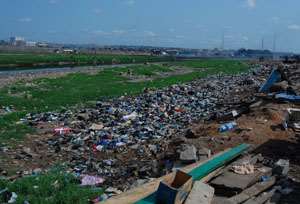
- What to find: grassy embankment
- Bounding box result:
[0,53,173,70]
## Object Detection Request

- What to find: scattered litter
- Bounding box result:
[219,122,237,133]
[92,194,109,203]
[283,108,300,131]
[54,127,71,135]
[231,163,255,175]
[122,112,138,121]
[180,144,198,164]
[90,123,104,130]
[7,192,17,203]
[261,175,271,182]
[274,159,289,176]
[81,175,105,186]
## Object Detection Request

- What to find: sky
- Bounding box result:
[1,0,300,52]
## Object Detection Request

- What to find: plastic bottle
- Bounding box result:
[218,122,237,133]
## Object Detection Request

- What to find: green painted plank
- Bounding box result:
[135,143,250,204]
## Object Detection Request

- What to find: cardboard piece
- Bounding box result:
[156,170,193,204]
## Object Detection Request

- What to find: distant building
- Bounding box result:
[36,42,48,47]
[0,40,8,45]
[166,50,179,56]
[234,49,273,60]
[10,36,26,46]
[62,49,77,54]
[26,41,37,47]
[151,49,163,56]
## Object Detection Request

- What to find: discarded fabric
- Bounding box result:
[81,175,104,186]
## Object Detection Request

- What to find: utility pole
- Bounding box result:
[273,33,277,52]
[221,31,225,50]
[261,37,264,50]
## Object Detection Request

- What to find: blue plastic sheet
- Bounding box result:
[259,69,282,93]
[275,93,300,103]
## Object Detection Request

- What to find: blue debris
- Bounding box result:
[259,68,282,93]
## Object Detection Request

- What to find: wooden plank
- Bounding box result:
[243,188,277,204]
[228,177,276,204]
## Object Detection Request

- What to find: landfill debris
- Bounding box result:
[122,112,138,121]
[90,123,104,130]
[219,122,237,133]
[198,147,211,162]
[92,193,109,203]
[274,159,289,176]
[54,127,71,135]
[156,170,193,204]
[3,63,300,204]
[231,163,255,175]
[283,108,300,131]
[7,192,17,203]
[185,181,214,204]
[80,175,105,186]
[180,145,198,164]
[12,69,263,190]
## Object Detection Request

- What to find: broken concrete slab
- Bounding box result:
[210,166,272,195]
[180,145,197,164]
[211,196,234,204]
[185,181,214,204]
[228,177,276,204]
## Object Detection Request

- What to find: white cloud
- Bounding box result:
[92,30,109,35]
[175,35,185,39]
[93,8,102,14]
[246,0,256,8]
[48,30,58,34]
[272,17,280,22]
[49,0,58,4]
[18,17,32,23]
[112,30,126,35]
[125,0,135,6]
[91,29,128,36]
[169,28,175,33]
[242,36,249,41]
[288,24,300,30]
[144,31,157,37]
[224,35,233,39]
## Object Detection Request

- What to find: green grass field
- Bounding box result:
[0,53,173,69]
[0,59,249,204]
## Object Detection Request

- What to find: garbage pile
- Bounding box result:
[15,68,269,191]
[258,64,300,102]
